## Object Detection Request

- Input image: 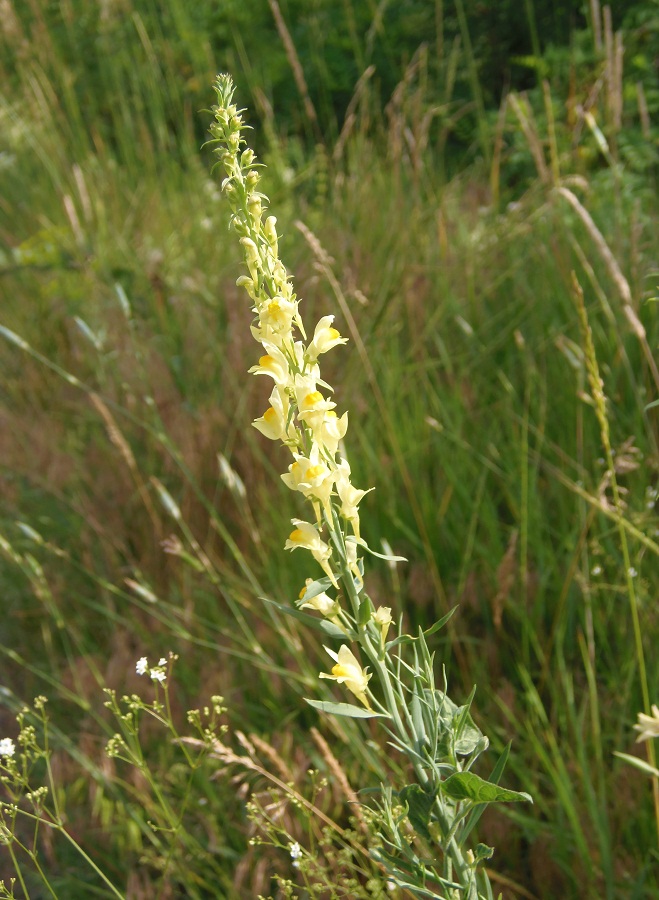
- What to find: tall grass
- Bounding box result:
[0,0,658,896]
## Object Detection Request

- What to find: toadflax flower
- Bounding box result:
[374,606,393,641]
[633,704,659,742]
[298,579,341,620]
[285,519,337,586]
[320,644,372,708]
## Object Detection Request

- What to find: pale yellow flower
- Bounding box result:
[248,347,290,386]
[335,458,372,537]
[285,519,337,586]
[259,295,298,334]
[320,645,371,708]
[374,606,393,641]
[298,580,340,619]
[307,315,348,361]
[281,448,336,518]
[252,387,298,443]
[634,705,659,742]
[315,409,349,457]
[295,375,336,430]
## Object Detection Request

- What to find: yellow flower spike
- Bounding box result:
[320,645,372,708]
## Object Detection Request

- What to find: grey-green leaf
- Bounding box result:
[262,597,345,639]
[304,699,387,718]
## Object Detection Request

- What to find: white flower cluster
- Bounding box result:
[136,656,168,683]
[210,75,372,590]
[0,737,15,758]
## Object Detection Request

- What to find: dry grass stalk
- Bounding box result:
[556,187,631,305]
[333,64,376,163]
[89,392,161,532]
[590,0,602,52]
[508,93,548,183]
[558,188,659,395]
[248,732,296,785]
[636,81,651,138]
[267,0,321,139]
[492,530,518,633]
[180,734,351,839]
[310,726,368,834]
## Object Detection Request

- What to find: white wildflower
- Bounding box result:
[0,738,15,758]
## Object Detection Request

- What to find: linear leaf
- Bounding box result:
[262,597,345,639]
[304,699,388,718]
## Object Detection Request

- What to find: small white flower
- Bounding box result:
[591,565,602,576]
[150,669,166,683]
[136,657,148,675]
[634,705,659,742]
[289,841,302,859]
[628,567,638,578]
[0,738,15,758]
[158,658,167,667]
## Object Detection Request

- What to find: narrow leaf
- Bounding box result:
[347,536,407,562]
[423,606,459,637]
[304,699,387,718]
[262,598,345,639]
[614,751,659,778]
[297,577,334,604]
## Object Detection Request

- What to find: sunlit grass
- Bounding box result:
[0,0,658,896]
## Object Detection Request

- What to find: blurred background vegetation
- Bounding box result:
[0,0,658,897]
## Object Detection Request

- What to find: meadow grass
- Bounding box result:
[0,1,658,897]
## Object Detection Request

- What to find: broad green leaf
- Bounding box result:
[304,698,388,718]
[441,772,532,804]
[462,743,512,842]
[262,598,345,639]
[399,784,437,841]
[358,596,373,625]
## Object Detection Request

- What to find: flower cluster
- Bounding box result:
[209,77,371,585]
[136,656,168,683]
[209,75,376,707]
[0,738,15,758]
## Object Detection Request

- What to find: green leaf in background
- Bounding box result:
[441,772,532,804]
